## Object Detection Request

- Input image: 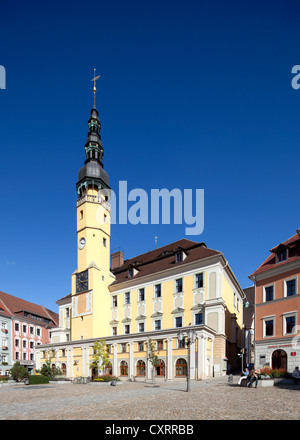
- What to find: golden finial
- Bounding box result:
[91,68,100,108]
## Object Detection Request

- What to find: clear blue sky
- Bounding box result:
[1,0,300,311]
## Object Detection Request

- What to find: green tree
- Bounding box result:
[36,348,62,379]
[147,338,159,384]
[10,362,28,382]
[90,339,109,377]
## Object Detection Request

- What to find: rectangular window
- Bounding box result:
[155,284,161,298]
[124,292,130,304]
[121,343,127,353]
[139,322,144,333]
[139,288,145,301]
[286,279,296,297]
[124,324,130,334]
[30,341,34,349]
[178,339,186,348]
[30,326,34,335]
[265,319,274,337]
[15,352,19,360]
[157,340,164,350]
[155,320,161,331]
[175,278,183,293]
[15,323,19,332]
[175,316,182,328]
[15,339,19,347]
[195,273,204,288]
[265,286,274,302]
[285,316,296,334]
[36,328,41,336]
[112,327,117,336]
[112,295,118,307]
[195,312,203,325]
[103,237,107,247]
[138,342,144,351]
[23,325,27,333]
[277,250,287,262]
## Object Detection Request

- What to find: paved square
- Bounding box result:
[0,376,299,420]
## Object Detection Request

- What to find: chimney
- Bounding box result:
[111,250,124,269]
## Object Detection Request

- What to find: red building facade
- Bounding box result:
[249,230,300,372]
[0,291,58,374]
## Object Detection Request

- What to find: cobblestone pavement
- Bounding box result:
[0,375,299,420]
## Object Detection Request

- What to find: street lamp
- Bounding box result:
[177,328,196,392]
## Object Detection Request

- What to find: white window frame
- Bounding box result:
[263,283,275,302]
[283,277,297,298]
[194,272,204,289]
[263,315,275,338]
[154,319,161,331]
[154,284,162,298]
[174,278,183,294]
[282,311,297,336]
[138,322,145,333]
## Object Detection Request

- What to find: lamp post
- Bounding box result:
[177,328,196,392]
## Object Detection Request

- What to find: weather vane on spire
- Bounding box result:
[91,68,101,108]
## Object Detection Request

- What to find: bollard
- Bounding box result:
[228,374,233,384]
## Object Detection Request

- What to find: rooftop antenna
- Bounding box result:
[91,68,101,108]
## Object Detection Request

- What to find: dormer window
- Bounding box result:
[274,245,288,263]
[175,249,187,263]
[128,267,138,278]
[277,249,287,262]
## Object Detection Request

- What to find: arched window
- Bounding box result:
[175,358,187,376]
[156,360,165,376]
[120,361,128,376]
[61,363,66,375]
[136,360,146,376]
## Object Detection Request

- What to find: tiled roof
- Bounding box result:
[111,239,221,285]
[0,290,58,327]
[249,232,300,277]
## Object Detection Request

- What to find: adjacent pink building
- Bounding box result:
[249,230,300,372]
[0,291,58,375]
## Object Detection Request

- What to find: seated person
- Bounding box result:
[247,366,260,388]
[292,367,300,385]
[238,367,250,385]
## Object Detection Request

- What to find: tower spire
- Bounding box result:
[91,68,100,108]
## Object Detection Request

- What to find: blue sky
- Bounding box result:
[1,0,300,311]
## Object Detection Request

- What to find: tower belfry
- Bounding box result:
[71,70,113,341]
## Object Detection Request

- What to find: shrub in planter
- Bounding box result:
[260,367,287,378]
[28,375,50,385]
[93,374,119,382]
[10,362,28,382]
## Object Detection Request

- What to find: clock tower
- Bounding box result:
[71,73,114,341]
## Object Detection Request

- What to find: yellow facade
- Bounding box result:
[36,101,245,381]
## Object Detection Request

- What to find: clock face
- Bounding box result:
[78,237,86,250]
[76,270,88,293]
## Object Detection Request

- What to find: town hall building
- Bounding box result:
[36,81,245,380]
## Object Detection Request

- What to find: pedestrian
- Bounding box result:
[292,367,300,385]
[238,367,249,385]
[247,365,259,388]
